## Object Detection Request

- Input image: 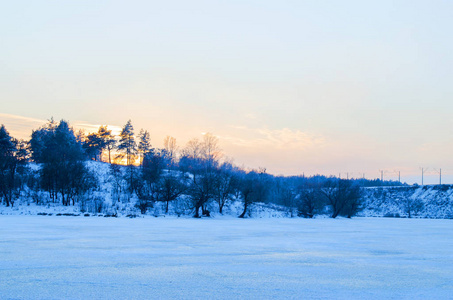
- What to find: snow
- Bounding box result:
[1,216,452,299]
[361,185,453,218]
[12,161,453,219]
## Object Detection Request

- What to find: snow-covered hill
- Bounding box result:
[360,185,453,219]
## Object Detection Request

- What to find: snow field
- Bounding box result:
[0,216,452,299]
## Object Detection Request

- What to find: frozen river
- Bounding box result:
[0,216,452,299]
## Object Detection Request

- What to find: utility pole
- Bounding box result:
[434,168,442,185]
[422,168,424,186]
[393,170,401,184]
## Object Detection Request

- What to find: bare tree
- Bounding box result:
[182,134,223,217]
[322,178,363,218]
[156,172,188,214]
[401,190,424,218]
[109,163,124,203]
[238,169,269,218]
[281,186,297,217]
[274,177,297,217]
[188,171,216,217]
[182,138,202,159]
[213,163,238,214]
[297,182,324,218]
[163,136,178,168]
[201,133,222,168]
[135,149,165,213]
[342,183,363,218]
[238,172,254,218]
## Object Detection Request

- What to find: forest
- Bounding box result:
[0,119,408,218]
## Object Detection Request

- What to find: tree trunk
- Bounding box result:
[239,202,248,218]
[194,204,201,218]
[331,202,340,218]
[130,167,132,193]
[202,205,210,217]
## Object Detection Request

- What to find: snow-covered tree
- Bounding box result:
[0,125,19,207]
[31,119,93,206]
[137,129,151,166]
[29,118,57,163]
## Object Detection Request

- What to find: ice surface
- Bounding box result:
[0,216,452,299]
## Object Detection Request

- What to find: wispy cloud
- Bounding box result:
[244,113,258,120]
[0,113,123,139]
[221,126,326,151]
[0,113,46,139]
[0,113,46,124]
[75,123,122,136]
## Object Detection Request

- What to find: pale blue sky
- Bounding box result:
[1,0,453,183]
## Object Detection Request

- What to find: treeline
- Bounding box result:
[0,119,404,218]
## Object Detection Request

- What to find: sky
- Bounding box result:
[1,0,453,184]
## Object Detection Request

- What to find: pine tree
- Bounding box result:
[97,125,116,164]
[117,120,137,166]
[29,118,57,163]
[83,132,102,161]
[117,120,137,193]
[137,129,151,166]
[30,119,91,206]
[48,120,87,205]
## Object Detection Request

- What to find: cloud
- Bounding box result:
[0,113,123,139]
[75,123,122,136]
[244,113,258,120]
[0,113,45,124]
[221,126,326,151]
[0,113,46,139]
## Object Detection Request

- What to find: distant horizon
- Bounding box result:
[1,112,451,185]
